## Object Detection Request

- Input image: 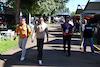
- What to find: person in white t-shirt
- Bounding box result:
[69,19,74,26]
[80,19,87,50]
[31,17,48,65]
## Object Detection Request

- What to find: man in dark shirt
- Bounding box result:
[83,22,94,54]
[61,17,73,56]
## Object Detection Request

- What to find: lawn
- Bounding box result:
[0,23,52,55]
[0,36,19,55]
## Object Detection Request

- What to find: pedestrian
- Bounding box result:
[80,19,87,50]
[83,20,95,54]
[61,17,73,56]
[75,20,80,34]
[13,17,31,61]
[69,18,74,27]
[79,20,81,33]
[69,18,74,34]
[31,17,48,65]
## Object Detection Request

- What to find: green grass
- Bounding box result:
[0,24,52,55]
[0,36,19,55]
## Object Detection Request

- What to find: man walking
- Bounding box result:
[61,17,73,56]
[83,21,95,54]
[80,19,87,50]
[31,17,48,65]
[14,17,31,61]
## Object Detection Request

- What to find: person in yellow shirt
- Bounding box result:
[14,17,31,61]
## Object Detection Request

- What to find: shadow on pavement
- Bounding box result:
[1,48,100,67]
[0,36,100,67]
[1,24,100,67]
[44,39,63,45]
[50,34,63,37]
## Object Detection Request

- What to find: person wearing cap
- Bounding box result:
[31,17,48,65]
[61,17,73,56]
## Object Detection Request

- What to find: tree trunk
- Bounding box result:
[15,0,21,24]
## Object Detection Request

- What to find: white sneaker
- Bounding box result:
[20,57,25,61]
[38,60,42,65]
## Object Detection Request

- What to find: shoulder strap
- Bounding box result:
[26,24,28,34]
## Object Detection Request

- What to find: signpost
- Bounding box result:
[20,11,22,23]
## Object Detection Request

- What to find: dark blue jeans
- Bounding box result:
[37,38,44,60]
[84,37,94,53]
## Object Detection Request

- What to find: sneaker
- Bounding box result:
[67,53,71,56]
[83,52,87,53]
[38,60,42,66]
[20,57,25,61]
[92,53,98,55]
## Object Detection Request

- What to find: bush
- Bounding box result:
[7,24,17,30]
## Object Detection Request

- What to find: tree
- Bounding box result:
[6,0,70,24]
[20,0,39,15]
[8,0,69,15]
[36,0,69,16]
[7,0,21,24]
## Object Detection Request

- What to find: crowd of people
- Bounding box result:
[13,17,48,65]
[13,16,97,66]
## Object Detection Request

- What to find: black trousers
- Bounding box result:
[63,35,71,55]
[37,38,44,60]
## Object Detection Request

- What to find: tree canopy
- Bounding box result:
[7,0,69,16]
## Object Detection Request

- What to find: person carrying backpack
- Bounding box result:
[14,17,31,61]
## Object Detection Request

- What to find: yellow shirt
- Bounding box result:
[15,24,31,39]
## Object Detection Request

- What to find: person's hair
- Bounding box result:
[35,20,39,24]
[22,17,26,21]
[39,16,43,19]
[39,16,44,21]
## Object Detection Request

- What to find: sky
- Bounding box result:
[0,0,99,13]
[66,0,99,13]
[0,0,8,3]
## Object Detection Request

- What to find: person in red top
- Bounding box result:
[61,17,73,56]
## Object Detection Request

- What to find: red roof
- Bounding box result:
[75,15,94,18]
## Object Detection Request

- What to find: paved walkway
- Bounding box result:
[0,23,100,67]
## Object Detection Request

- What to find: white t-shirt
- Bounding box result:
[32,22,48,39]
[69,21,74,26]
